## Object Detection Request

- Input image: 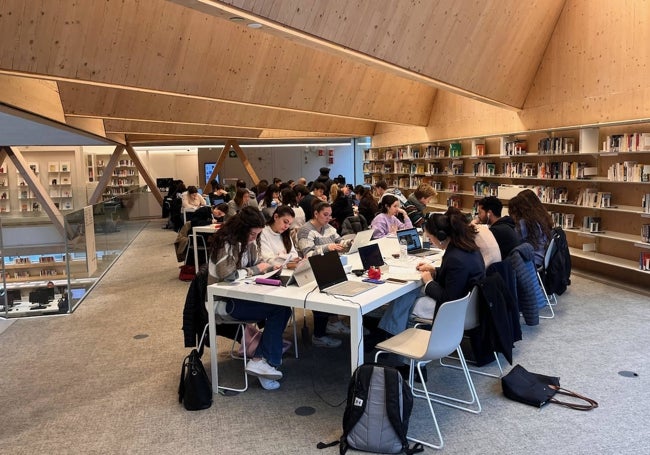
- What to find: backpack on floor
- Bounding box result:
[318,364,423,454]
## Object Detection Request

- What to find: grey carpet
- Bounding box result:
[0,222,648,454]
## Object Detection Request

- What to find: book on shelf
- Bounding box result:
[582,216,602,233]
[471,139,486,157]
[643,193,650,213]
[596,192,612,208]
[446,195,461,209]
[449,142,462,158]
[605,133,650,152]
[642,224,650,243]
[640,252,650,271]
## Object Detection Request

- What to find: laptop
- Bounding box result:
[346,228,374,254]
[258,259,316,287]
[396,227,437,257]
[308,251,376,297]
[358,243,422,281]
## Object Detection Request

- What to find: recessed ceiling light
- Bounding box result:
[247,22,263,29]
[229,16,244,22]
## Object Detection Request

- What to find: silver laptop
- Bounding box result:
[308,251,376,297]
[259,259,315,287]
[396,227,437,257]
[346,228,375,254]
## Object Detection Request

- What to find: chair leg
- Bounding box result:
[374,352,443,449]
[537,270,555,319]
[291,309,299,359]
[214,323,249,393]
[413,347,481,414]
[440,350,504,378]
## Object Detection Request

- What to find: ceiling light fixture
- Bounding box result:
[247,22,263,29]
[229,16,244,22]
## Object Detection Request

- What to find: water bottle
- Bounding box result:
[399,238,408,259]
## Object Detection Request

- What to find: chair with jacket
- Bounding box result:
[505,242,547,326]
[340,214,369,236]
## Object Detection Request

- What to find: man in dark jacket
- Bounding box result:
[477,196,522,258]
[315,167,333,191]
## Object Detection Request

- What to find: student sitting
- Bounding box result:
[182,185,207,209]
[207,207,292,390]
[370,195,413,238]
[260,205,300,268]
[508,189,553,268]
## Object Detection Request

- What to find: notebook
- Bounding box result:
[308,251,376,296]
[346,228,375,254]
[396,227,437,257]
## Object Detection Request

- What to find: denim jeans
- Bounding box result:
[378,287,421,335]
[226,298,291,367]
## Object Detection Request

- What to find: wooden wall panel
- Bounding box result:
[216,0,565,108]
[522,0,650,128]
[0,0,435,125]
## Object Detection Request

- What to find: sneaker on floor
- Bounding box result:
[258,376,280,390]
[326,320,351,335]
[245,358,283,380]
[312,335,343,348]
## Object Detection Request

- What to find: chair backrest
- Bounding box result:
[422,291,471,361]
[463,286,481,331]
[543,236,556,270]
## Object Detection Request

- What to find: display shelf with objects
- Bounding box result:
[47,161,74,211]
[364,124,650,286]
[92,153,141,200]
[0,165,9,213]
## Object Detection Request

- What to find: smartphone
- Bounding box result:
[386,277,407,284]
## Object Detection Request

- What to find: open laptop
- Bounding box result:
[258,259,316,287]
[396,227,437,257]
[346,228,374,254]
[308,251,376,297]
[358,243,422,281]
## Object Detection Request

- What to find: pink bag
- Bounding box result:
[237,323,293,357]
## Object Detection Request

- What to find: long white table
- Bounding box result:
[206,269,421,393]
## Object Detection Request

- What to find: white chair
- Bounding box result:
[436,286,503,378]
[374,291,478,450]
[537,237,557,319]
[185,233,208,266]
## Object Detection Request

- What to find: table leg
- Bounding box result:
[193,232,199,271]
[349,308,364,374]
[207,297,219,394]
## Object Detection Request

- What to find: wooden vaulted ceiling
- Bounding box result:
[0,0,565,146]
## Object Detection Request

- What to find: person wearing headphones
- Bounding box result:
[372,207,485,343]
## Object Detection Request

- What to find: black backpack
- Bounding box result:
[543,226,572,295]
[318,364,422,454]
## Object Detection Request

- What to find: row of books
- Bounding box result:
[575,189,612,208]
[538,137,576,155]
[473,181,499,197]
[550,212,575,229]
[604,133,650,153]
[642,224,650,243]
[606,162,650,182]
[640,252,650,271]
[583,216,602,232]
[501,139,528,156]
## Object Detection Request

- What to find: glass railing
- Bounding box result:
[1,187,152,318]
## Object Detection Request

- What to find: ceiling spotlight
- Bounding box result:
[229,16,244,22]
[247,22,263,29]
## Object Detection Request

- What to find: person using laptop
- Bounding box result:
[260,205,300,269]
[297,201,353,348]
[373,208,486,345]
[370,195,413,239]
[208,206,292,391]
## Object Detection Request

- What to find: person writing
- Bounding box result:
[260,205,300,268]
[182,186,207,209]
[370,195,413,238]
[207,206,292,390]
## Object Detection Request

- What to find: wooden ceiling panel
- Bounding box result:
[57,83,375,136]
[212,0,565,108]
[0,0,434,126]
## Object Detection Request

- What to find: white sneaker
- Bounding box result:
[326,320,351,335]
[258,376,280,390]
[312,335,342,348]
[245,358,282,380]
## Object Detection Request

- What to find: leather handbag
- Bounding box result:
[178,348,212,411]
[501,364,598,411]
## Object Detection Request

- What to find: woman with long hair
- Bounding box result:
[260,205,299,268]
[280,187,305,229]
[354,185,378,224]
[259,183,281,221]
[227,187,251,216]
[296,201,352,347]
[370,194,412,238]
[208,206,292,390]
[508,189,553,267]
[330,183,354,233]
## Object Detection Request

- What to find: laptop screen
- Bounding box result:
[396,228,422,252]
[358,243,385,270]
[307,251,348,291]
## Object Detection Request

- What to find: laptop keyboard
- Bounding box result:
[327,281,374,296]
